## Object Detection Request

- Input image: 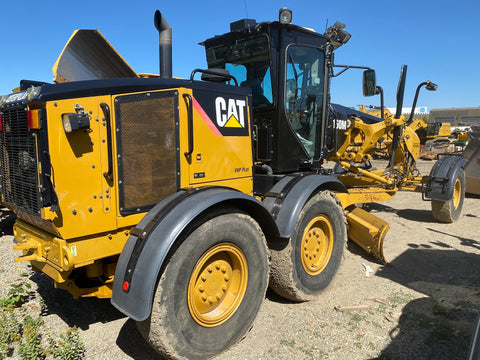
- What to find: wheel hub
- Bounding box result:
[453,178,461,209]
[188,243,248,327]
[301,215,334,276]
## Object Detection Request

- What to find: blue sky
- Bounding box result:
[1,0,479,111]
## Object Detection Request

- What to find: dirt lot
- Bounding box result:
[1,159,479,359]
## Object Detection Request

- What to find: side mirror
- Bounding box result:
[426,81,438,91]
[362,69,377,97]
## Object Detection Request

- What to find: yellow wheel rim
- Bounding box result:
[301,215,334,276]
[188,243,248,327]
[452,178,461,209]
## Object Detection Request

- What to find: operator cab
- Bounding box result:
[203,9,335,175]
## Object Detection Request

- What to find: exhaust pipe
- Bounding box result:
[154,10,172,78]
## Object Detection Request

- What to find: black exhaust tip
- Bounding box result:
[154,10,172,78]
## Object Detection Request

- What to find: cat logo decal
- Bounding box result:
[215,97,246,129]
[192,90,249,137]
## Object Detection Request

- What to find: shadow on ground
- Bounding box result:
[363,202,436,223]
[32,273,124,330]
[117,319,164,359]
[373,245,480,360]
[32,273,165,359]
[0,208,16,235]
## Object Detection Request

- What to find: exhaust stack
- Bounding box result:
[154,10,172,78]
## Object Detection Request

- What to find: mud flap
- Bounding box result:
[346,206,390,263]
[424,155,468,201]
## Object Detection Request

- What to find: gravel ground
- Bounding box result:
[1,159,479,360]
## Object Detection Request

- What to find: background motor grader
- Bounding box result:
[0,8,467,359]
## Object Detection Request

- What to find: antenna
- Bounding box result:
[244,0,249,18]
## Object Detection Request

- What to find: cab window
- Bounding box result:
[206,35,272,108]
[285,45,325,158]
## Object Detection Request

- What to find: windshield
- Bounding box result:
[206,35,272,108]
[285,45,325,158]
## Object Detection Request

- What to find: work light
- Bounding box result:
[62,113,90,133]
[279,8,292,24]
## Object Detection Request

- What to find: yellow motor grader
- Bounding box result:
[0,8,467,359]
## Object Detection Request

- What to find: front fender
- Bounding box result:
[262,173,347,239]
[111,187,276,321]
[425,155,468,201]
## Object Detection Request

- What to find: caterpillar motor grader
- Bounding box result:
[0,8,466,359]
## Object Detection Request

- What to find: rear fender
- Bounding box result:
[425,155,468,201]
[111,187,278,321]
[262,173,347,239]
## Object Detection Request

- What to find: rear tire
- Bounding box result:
[432,168,465,223]
[137,211,269,360]
[269,191,346,301]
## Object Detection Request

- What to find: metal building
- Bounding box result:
[429,107,480,126]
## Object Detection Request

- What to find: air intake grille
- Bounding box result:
[0,106,40,214]
[115,91,179,215]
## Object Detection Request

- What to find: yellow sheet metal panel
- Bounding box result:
[14,217,130,276]
[190,177,253,195]
[68,228,130,268]
[44,97,118,239]
[186,89,253,193]
[116,213,145,229]
[178,89,192,189]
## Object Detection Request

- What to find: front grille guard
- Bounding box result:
[0,105,41,215]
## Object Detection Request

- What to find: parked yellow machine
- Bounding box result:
[359,105,470,155]
[426,121,452,139]
[0,8,467,359]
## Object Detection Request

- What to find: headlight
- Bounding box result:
[62,113,90,133]
[26,86,41,101]
[0,95,8,107]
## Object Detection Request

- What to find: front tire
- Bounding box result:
[432,168,465,223]
[137,211,269,360]
[269,191,346,301]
